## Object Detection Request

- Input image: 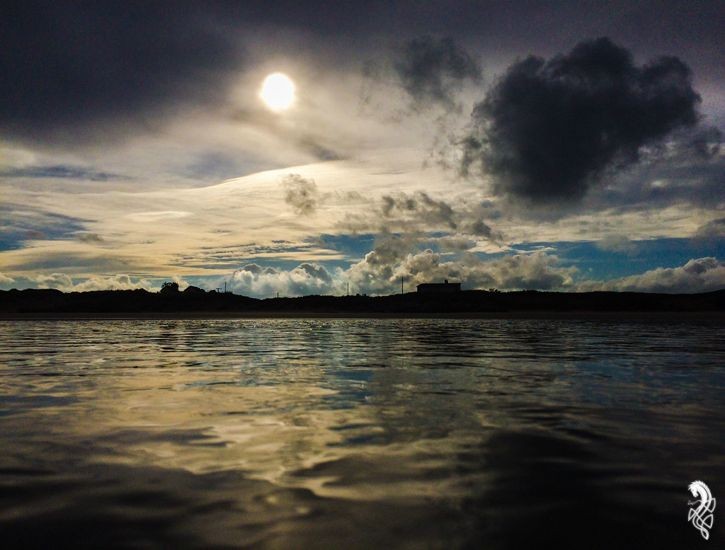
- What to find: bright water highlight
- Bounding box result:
[0,319,723,547]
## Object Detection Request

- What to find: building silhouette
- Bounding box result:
[416,279,461,293]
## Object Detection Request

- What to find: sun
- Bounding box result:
[260,72,296,112]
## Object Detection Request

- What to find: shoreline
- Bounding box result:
[2,310,723,321]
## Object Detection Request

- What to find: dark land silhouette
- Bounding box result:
[1,286,723,317]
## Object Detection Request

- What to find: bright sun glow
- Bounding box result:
[260,73,296,112]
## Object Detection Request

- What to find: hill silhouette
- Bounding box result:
[1,287,723,317]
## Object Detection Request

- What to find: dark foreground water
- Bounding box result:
[0,319,723,548]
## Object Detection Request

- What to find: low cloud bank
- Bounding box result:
[579,257,724,294]
[227,254,724,297]
[228,263,337,297]
[3,257,722,297]
[3,273,156,293]
[347,248,575,295]
[220,245,577,298]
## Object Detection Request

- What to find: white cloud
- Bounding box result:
[228,262,338,298]
[0,30,721,293]
[215,248,579,298]
[223,253,724,297]
[0,150,718,282]
[579,257,725,293]
[171,275,191,291]
[25,273,155,292]
[694,217,725,241]
[0,154,460,278]
[345,245,577,295]
[9,256,723,297]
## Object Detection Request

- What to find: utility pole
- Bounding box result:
[401,276,404,294]
[224,281,227,293]
[347,282,349,296]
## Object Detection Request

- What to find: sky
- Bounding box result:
[1,0,723,297]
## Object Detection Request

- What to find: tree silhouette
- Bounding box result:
[160,282,179,294]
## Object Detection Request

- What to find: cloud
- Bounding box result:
[24,273,154,292]
[690,126,723,159]
[345,240,576,295]
[229,262,336,298]
[230,108,346,163]
[381,191,457,229]
[579,257,725,293]
[434,235,477,252]
[474,252,577,291]
[76,233,105,244]
[0,153,714,286]
[394,36,481,111]
[343,235,415,293]
[0,273,15,285]
[465,218,503,241]
[0,164,125,181]
[462,37,702,204]
[693,217,725,241]
[582,128,724,211]
[170,275,191,291]
[0,204,89,249]
[281,174,319,216]
[0,3,244,145]
[342,190,504,244]
[71,275,155,292]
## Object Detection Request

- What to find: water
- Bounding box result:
[0,318,723,548]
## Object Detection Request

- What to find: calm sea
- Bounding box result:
[0,319,723,548]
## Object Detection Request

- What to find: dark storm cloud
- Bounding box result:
[394,36,481,110]
[462,37,703,204]
[282,174,319,216]
[589,138,724,211]
[690,127,723,159]
[3,2,722,146]
[0,1,244,144]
